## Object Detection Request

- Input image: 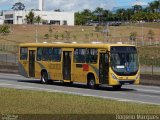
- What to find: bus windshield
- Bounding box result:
[110,46,139,76]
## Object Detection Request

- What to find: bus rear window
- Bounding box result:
[20,47,28,60]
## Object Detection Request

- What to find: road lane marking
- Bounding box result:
[0,82,160,99]
[0,82,160,106]
[135,88,160,94]
[0,82,160,98]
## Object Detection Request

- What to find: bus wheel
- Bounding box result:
[88,78,95,89]
[41,72,49,84]
[112,85,122,90]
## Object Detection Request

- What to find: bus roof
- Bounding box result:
[19,43,135,49]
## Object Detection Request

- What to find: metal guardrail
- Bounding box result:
[0,43,18,53]
[0,53,18,65]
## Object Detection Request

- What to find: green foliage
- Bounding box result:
[90,33,94,37]
[1,88,160,114]
[148,0,160,13]
[61,33,64,40]
[129,32,137,41]
[49,26,53,34]
[75,1,160,25]
[138,46,160,66]
[95,26,102,32]
[131,12,160,22]
[35,15,41,24]
[44,34,49,39]
[65,31,71,40]
[54,34,58,40]
[0,25,10,35]
[25,11,35,24]
[12,2,25,10]
[73,35,77,40]
[148,29,155,40]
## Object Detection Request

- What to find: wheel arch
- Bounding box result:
[87,72,96,83]
[41,69,49,78]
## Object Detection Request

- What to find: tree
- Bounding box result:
[35,15,41,24]
[148,29,155,40]
[75,9,93,25]
[129,32,137,41]
[133,5,143,13]
[44,34,49,39]
[126,9,134,21]
[93,7,105,24]
[148,1,159,13]
[75,12,86,25]
[49,26,53,40]
[25,11,35,24]
[12,2,25,10]
[65,31,71,40]
[131,12,146,22]
[74,1,160,25]
[0,25,10,36]
[116,8,126,21]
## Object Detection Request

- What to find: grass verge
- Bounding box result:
[0,88,160,114]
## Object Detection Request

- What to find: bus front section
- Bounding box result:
[109,46,140,88]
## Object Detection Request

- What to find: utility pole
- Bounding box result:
[35,25,38,43]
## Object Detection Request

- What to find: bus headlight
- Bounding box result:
[112,74,118,80]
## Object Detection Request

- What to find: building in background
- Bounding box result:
[1,0,74,26]
[0,10,4,24]
[2,10,74,25]
[0,16,4,24]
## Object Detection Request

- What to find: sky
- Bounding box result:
[0,0,156,12]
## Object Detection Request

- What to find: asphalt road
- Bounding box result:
[0,73,160,105]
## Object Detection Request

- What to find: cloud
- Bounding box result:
[48,0,117,11]
[0,0,117,12]
[132,1,148,6]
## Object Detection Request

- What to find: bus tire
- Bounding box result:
[41,72,49,84]
[112,85,122,90]
[87,77,96,89]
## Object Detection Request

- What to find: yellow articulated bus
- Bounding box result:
[19,42,140,89]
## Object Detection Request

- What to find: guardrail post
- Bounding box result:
[152,57,154,75]
[5,54,7,65]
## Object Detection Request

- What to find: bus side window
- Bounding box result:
[42,48,48,61]
[20,47,28,60]
[48,48,53,61]
[37,47,42,61]
[41,47,53,61]
[86,49,98,64]
[52,48,61,62]
[74,48,86,63]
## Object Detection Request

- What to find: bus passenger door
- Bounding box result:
[99,53,109,84]
[63,51,72,80]
[29,50,35,77]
